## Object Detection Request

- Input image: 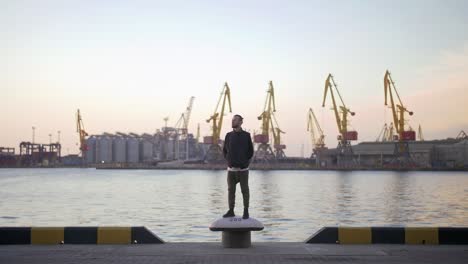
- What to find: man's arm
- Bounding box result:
[247,133,254,161]
[222,132,229,160]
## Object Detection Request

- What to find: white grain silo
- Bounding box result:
[126,137,139,163]
[96,135,113,163]
[85,136,96,164]
[140,139,153,162]
[112,136,126,163]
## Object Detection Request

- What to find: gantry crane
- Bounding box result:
[376,123,395,142]
[384,70,416,165]
[204,82,232,162]
[174,96,195,160]
[307,108,326,160]
[174,96,195,137]
[376,124,387,142]
[174,96,195,136]
[253,81,275,161]
[418,124,424,141]
[76,109,88,158]
[384,70,415,141]
[253,81,286,161]
[322,74,357,166]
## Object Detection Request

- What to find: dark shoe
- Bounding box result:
[223,209,235,218]
[242,208,249,219]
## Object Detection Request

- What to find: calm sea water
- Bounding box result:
[0,168,467,242]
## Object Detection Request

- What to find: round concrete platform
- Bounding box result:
[209,217,264,248]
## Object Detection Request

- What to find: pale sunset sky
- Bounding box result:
[1,0,467,156]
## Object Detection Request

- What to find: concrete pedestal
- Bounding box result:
[209,217,264,248]
[222,231,251,248]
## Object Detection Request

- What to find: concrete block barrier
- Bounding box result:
[305,227,468,245]
[0,226,164,245]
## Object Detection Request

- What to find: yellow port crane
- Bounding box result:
[173,96,195,160]
[174,96,195,136]
[384,70,415,142]
[307,108,326,152]
[254,81,285,160]
[258,81,275,138]
[322,74,357,166]
[384,70,416,165]
[76,109,88,157]
[322,74,357,151]
[204,82,232,161]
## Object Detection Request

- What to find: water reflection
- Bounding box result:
[255,170,285,241]
[335,171,356,225]
[384,172,411,224]
[0,168,467,242]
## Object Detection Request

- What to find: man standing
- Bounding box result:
[222,114,254,219]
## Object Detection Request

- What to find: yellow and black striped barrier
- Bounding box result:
[0,226,164,245]
[305,227,468,244]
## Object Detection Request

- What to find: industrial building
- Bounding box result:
[313,138,468,170]
[14,142,62,166]
[0,147,16,167]
[84,131,202,165]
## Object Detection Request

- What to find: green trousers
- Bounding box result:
[227,170,249,209]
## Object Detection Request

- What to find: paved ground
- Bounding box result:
[1,242,467,263]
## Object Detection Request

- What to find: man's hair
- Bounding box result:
[233,114,243,121]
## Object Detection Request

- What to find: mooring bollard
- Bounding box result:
[209,217,264,248]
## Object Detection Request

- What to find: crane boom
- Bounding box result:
[184,96,195,132]
[206,82,232,144]
[418,124,424,141]
[384,70,415,141]
[376,123,394,142]
[76,109,88,156]
[174,96,195,136]
[257,81,276,136]
[376,123,387,142]
[307,108,325,149]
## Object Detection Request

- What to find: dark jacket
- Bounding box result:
[223,129,254,169]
